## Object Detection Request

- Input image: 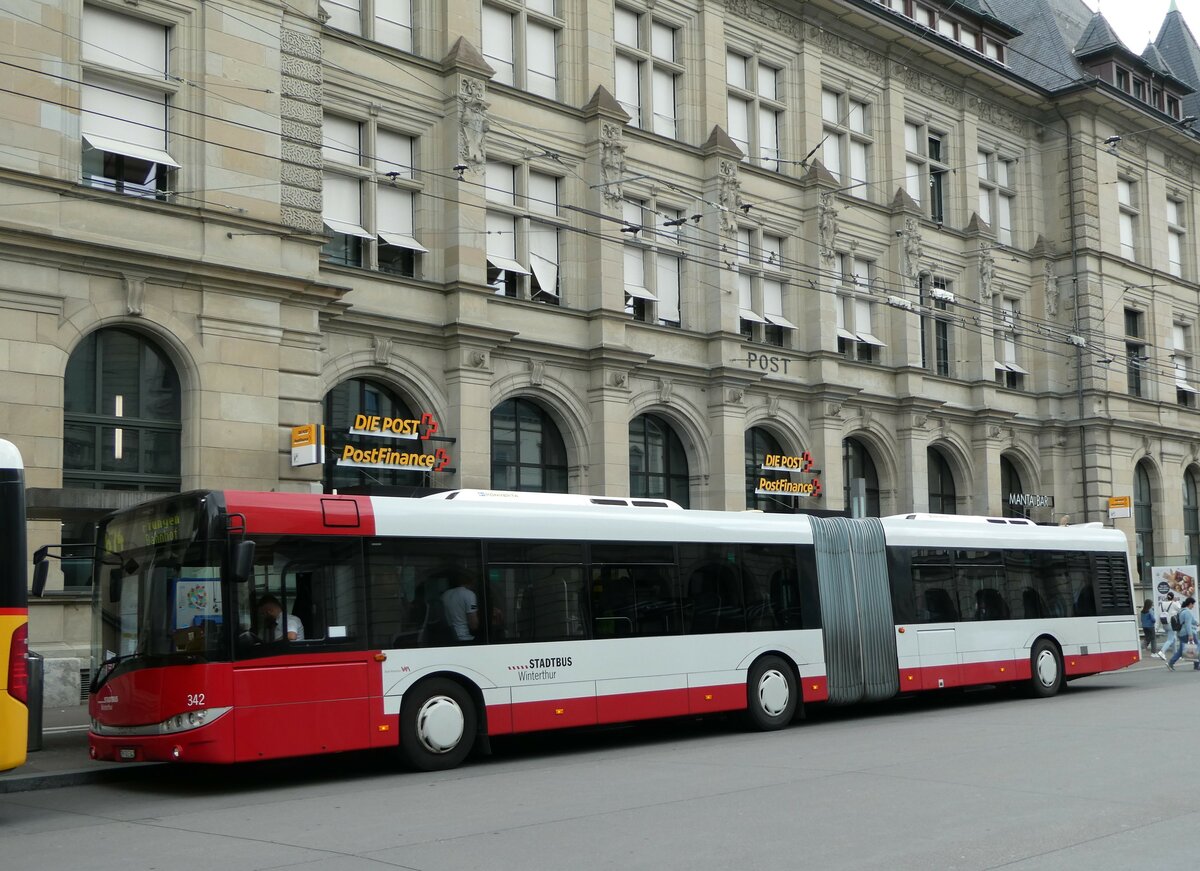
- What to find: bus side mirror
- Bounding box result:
[233,540,256,583]
[32,559,49,598]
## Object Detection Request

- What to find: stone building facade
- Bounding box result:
[4,0,1200,699]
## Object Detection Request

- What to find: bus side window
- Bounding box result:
[741,544,801,631]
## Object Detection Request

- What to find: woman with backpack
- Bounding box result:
[1156,592,1182,662]
[1167,596,1200,671]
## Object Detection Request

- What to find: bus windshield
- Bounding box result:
[93,500,226,687]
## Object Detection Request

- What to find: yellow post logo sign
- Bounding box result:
[290,424,325,467]
[1108,495,1132,519]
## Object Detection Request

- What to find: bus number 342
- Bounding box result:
[187,693,206,707]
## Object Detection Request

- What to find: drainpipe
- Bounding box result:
[1055,106,1089,523]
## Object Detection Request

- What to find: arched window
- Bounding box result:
[491,398,568,492]
[323,378,424,491]
[842,437,881,517]
[1185,467,1200,566]
[64,328,182,490]
[927,447,957,514]
[63,328,181,587]
[629,414,689,507]
[745,427,790,513]
[1000,455,1023,518]
[1135,461,1155,588]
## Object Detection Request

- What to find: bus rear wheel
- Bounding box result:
[400,678,477,771]
[746,656,797,730]
[1028,639,1063,698]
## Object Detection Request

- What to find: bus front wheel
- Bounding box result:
[746,656,797,730]
[1028,639,1063,698]
[400,678,477,771]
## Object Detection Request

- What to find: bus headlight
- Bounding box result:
[157,706,231,736]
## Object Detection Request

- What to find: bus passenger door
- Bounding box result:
[232,537,371,762]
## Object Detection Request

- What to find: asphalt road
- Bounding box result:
[0,659,1185,870]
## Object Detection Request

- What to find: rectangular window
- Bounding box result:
[1176,323,1196,407]
[624,197,685,325]
[81,6,177,197]
[1117,178,1138,260]
[483,2,560,98]
[1168,197,1186,278]
[485,162,562,304]
[483,6,516,84]
[994,297,1026,389]
[904,120,947,220]
[324,0,363,34]
[375,0,413,51]
[922,276,953,376]
[323,114,423,275]
[616,6,683,138]
[978,150,1016,244]
[1126,307,1145,398]
[822,90,872,197]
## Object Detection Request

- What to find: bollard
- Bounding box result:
[26,651,43,753]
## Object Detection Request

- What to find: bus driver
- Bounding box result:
[258,594,304,642]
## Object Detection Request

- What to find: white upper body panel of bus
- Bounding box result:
[365,492,1131,554]
[0,439,22,471]
[879,513,1129,553]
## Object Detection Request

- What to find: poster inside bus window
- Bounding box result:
[173,576,222,630]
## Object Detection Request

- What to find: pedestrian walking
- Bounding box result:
[1141,599,1157,653]
[1156,592,1182,662]
[1168,596,1200,671]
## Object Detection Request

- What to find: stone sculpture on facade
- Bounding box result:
[718,159,741,235]
[459,78,489,168]
[901,217,922,280]
[599,121,627,206]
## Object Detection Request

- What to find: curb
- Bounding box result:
[0,762,164,794]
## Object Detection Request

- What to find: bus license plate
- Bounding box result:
[119,748,137,761]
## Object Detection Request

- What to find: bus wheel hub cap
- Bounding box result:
[1036,651,1057,685]
[759,670,789,716]
[416,697,464,753]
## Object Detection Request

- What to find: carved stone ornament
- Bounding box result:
[818,193,839,263]
[372,336,392,366]
[826,401,843,419]
[600,122,627,206]
[767,395,781,418]
[988,425,1002,438]
[469,349,488,368]
[899,65,961,109]
[657,378,673,404]
[124,275,146,317]
[529,359,546,386]
[912,414,928,429]
[978,243,995,301]
[724,0,802,38]
[728,387,745,405]
[965,95,1025,136]
[458,78,489,168]
[718,160,741,236]
[901,217,923,280]
[819,30,884,75]
[1166,151,1192,178]
[610,370,629,388]
[1043,261,1059,317]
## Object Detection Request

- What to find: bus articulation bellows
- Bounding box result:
[79,489,1139,770]
[0,439,29,773]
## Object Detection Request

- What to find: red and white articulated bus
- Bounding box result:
[75,489,1139,770]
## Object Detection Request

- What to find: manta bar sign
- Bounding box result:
[291,412,453,472]
[756,452,823,498]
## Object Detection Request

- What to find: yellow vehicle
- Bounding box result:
[0,438,28,772]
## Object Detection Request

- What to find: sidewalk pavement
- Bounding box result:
[0,648,1171,794]
[0,703,161,794]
